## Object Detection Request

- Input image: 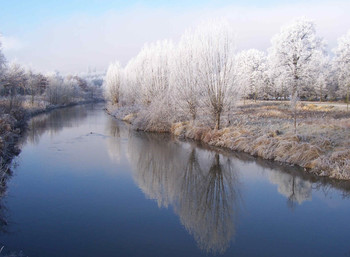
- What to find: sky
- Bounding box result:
[0,0,349,74]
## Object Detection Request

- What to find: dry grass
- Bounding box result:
[110,101,350,180]
[122,113,136,123]
[300,103,335,112]
[170,102,350,180]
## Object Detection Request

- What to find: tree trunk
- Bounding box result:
[10,86,15,110]
[215,112,221,130]
[227,106,231,126]
[254,90,257,102]
[347,85,349,112]
[189,103,196,121]
[31,91,35,105]
[192,112,196,121]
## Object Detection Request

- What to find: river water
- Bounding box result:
[0,103,350,257]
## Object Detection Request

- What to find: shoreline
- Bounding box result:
[106,102,350,181]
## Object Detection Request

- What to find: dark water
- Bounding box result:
[1,103,350,257]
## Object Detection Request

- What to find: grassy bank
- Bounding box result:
[107,101,350,180]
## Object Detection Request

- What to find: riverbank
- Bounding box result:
[107,101,350,180]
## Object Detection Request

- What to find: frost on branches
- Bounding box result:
[101,17,350,179]
[104,62,123,106]
[235,49,267,103]
[269,18,326,100]
[334,30,350,110]
[106,20,240,130]
[193,20,239,129]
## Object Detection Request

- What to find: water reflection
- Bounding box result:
[0,105,92,235]
[123,131,240,254]
[269,171,312,209]
[228,150,350,204]
[104,119,350,254]
[21,105,90,145]
[0,167,11,233]
[4,104,350,256]
[176,152,238,253]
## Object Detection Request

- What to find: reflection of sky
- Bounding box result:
[2,104,350,257]
[19,105,131,176]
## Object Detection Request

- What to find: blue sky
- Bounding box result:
[0,0,334,31]
[1,0,349,73]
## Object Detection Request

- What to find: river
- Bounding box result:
[0,103,350,257]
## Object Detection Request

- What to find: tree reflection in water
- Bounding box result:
[105,117,122,164]
[103,115,350,254]
[177,151,238,253]
[105,121,350,254]
[1,106,349,255]
[268,169,312,209]
[20,105,90,146]
[126,132,240,254]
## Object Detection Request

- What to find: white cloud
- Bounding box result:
[2,0,350,74]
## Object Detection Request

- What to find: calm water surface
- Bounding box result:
[1,103,350,257]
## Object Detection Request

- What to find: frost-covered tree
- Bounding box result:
[1,62,27,109]
[171,28,202,121]
[123,40,175,131]
[45,73,63,105]
[64,75,84,101]
[122,61,139,106]
[269,18,325,98]
[122,21,237,129]
[0,35,5,76]
[45,72,70,105]
[333,30,350,110]
[235,49,267,102]
[126,40,174,105]
[265,56,283,100]
[311,51,330,101]
[104,62,123,106]
[193,20,238,129]
[325,66,339,101]
[0,36,6,98]
[26,70,48,105]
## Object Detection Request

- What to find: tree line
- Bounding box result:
[104,17,350,130]
[0,42,103,111]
